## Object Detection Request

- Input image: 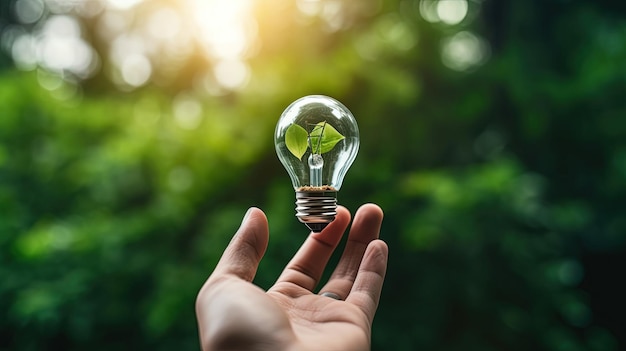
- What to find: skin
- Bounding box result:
[195,204,389,351]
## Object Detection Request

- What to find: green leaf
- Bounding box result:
[310,121,345,154]
[285,123,309,159]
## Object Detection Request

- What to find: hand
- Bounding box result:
[195,204,388,351]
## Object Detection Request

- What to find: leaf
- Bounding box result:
[285,123,309,159]
[310,121,345,154]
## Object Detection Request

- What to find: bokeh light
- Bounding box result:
[419,0,440,23]
[146,7,181,41]
[420,0,470,26]
[15,0,46,24]
[441,30,489,71]
[1,0,625,350]
[190,0,256,60]
[173,94,203,130]
[120,53,152,87]
[38,16,94,75]
[11,34,38,70]
[5,0,261,92]
[106,0,144,11]
[9,13,99,80]
[2,0,490,102]
[437,0,468,25]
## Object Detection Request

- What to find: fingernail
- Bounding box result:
[241,207,253,226]
[231,208,253,243]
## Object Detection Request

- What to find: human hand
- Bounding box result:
[195,204,388,351]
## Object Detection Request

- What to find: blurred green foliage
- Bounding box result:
[1,0,625,350]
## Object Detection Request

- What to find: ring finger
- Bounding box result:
[318,204,383,300]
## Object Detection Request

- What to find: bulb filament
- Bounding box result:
[307,121,327,187]
[308,154,323,186]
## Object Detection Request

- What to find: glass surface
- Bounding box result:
[275,95,360,190]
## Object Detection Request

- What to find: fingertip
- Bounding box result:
[215,207,270,282]
[357,203,384,219]
[336,205,351,221]
[348,204,384,243]
[310,206,351,246]
[242,207,268,227]
[364,239,389,288]
[367,239,389,265]
[313,205,351,235]
[235,207,269,261]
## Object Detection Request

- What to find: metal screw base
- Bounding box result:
[295,190,337,233]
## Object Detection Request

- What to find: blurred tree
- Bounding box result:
[1,0,625,350]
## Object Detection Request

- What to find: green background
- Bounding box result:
[1,0,624,350]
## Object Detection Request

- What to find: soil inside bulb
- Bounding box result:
[297,185,337,192]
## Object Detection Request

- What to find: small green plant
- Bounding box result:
[285,121,345,160]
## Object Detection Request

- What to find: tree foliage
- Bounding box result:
[1,0,625,350]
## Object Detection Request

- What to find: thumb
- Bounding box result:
[212,207,269,282]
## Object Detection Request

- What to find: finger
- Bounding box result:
[318,204,383,299]
[211,207,269,282]
[272,206,351,292]
[345,239,388,324]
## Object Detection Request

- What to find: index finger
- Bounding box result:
[272,206,351,293]
[211,207,269,282]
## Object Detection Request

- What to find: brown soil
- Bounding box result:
[297,185,337,192]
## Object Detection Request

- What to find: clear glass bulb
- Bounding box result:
[275,95,360,232]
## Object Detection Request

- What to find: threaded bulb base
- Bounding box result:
[295,190,337,233]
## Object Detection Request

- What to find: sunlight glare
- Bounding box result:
[296,0,350,32]
[147,7,181,40]
[297,0,322,17]
[214,59,250,90]
[106,0,144,10]
[189,0,256,60]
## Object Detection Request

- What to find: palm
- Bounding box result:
[196,205,388,351]
[270,285,371,350]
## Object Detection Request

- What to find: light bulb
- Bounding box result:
[274,95,360,232]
